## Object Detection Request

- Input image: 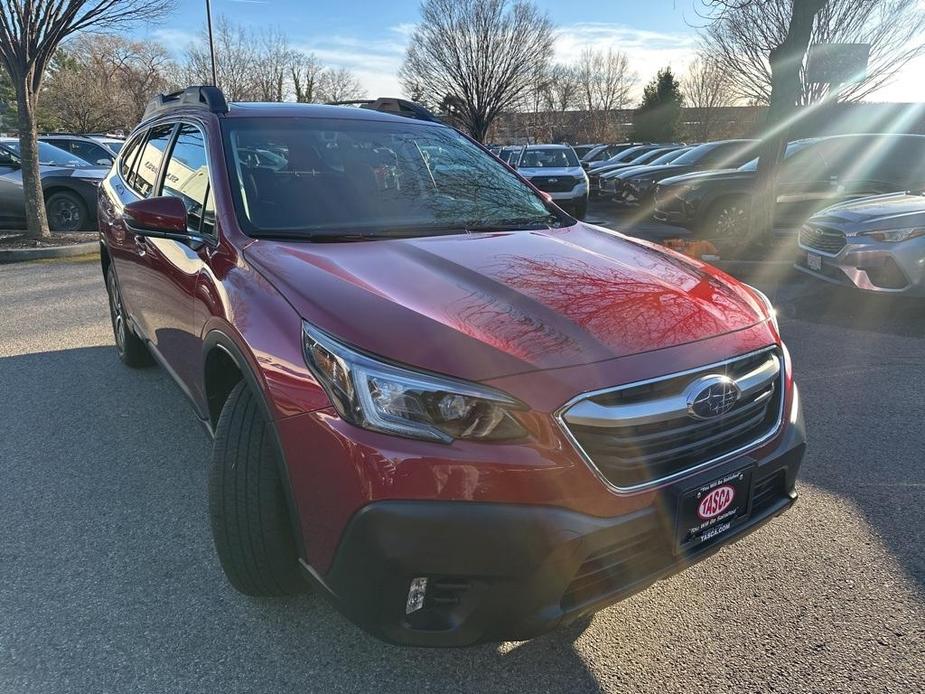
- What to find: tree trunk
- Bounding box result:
[750,0,827,251]
[15,78,51,240]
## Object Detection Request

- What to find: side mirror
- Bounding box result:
[124,196,189,239]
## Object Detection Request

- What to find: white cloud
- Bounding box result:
[293,27,409,97]
[553,23,701,102]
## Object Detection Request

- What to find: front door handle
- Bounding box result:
[133,234,147,255]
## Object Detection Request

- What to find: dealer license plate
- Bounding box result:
[677,467,753,551]
[807,252,822,271]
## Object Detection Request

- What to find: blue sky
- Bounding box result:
[149,0,918,102]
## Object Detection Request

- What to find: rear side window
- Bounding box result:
[160,124,214,236]
[133,124,174,198]
[119,134,144,184]
[69,140,109,165]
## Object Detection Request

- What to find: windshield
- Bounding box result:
[498,147,520,163]
[222,117,561,239]
[605,146,652,164]
[2,140,93,168]
[634,148,677,165]
[738,140,816,171]
[672,143,724,166]
[650,147,691,165]
[517,148,579,168]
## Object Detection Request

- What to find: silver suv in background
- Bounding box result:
[797,192,925,296]
[512,144,589,218]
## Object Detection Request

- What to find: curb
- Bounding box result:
[0,241,99,264]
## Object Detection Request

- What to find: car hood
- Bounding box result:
[244,224,767,382]
[659,168,752,187]
[517,166,584,178]
[811,192,925,230]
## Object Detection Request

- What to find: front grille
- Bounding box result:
[530,175,576,193]
[559,348,784,490]
[561,529,671,609]
[799,224,846,254]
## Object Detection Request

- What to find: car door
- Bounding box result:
[774,145,834,227]
[109,123,176,343]
[139,121,216,395]
[0,147,26,227]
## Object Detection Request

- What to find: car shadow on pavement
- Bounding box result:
[0,346,605,692]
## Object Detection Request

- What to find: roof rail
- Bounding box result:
[143,86,229,120]
[327,97,443,123]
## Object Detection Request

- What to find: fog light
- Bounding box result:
[405,577,428,614]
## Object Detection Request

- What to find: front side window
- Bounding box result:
[160,124,212,235]
[222,117,560,240]
[133,124,174,197]
[119,133,144,184]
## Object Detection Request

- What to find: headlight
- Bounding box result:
[302,322,527,443]
[859,228,925,243]
[747,285,779,333]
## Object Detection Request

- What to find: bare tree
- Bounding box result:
[400,0,554,142]
[575,47,636,140]
[43,34,173,132]
[317,67,365,103]
[253,27,293,102]
[703,0,925,106]
[682,54,736,140]
[542,63,580,112]
[290,52,325,103]
[182,16,260,101]
[703,0,829,247]
[0,0,172,239]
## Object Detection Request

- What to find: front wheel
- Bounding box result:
[699,197,750,240]
[209,382,307,597]
[46,191,88,232]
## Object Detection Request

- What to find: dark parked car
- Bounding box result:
[40,134,122,167]
[796,192,925,295]
[587,145,680,195]
[0,140,105,230]
[653,133,925,238]
[580,142,648,169]
[572,143,602,159]
[99,86,804,647]
[604,139,760,209]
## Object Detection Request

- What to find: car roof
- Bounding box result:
[223,101,444,125]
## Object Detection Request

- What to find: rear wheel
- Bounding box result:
[106,265,152,368]
[46,191,88,232]
[209,381,307,597]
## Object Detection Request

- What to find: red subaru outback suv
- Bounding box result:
[98,87,805,647]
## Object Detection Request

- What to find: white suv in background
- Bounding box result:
[513,144,589,219]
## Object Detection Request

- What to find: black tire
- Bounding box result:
[573,197,588,220]
[106,265,152,368]
[209,381,307,597]
[46,190,88,232]
[698,197,750,241]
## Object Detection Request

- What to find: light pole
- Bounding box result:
[206,0,217,87]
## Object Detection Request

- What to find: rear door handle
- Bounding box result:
[133,234,147,255]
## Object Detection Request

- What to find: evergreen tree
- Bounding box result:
[633,67,685,142]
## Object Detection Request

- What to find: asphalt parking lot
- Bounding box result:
[1,225,923,692]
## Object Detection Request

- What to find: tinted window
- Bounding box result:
[69,140,111,165]
[0,146,17,167]
[222,117,558,239]
[160,124,212,235]
[4,140,90,168]
[133,124,174,197]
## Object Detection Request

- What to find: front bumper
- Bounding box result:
[796,238,925,295]
[546,183,588,203]
[315,407,806,647]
